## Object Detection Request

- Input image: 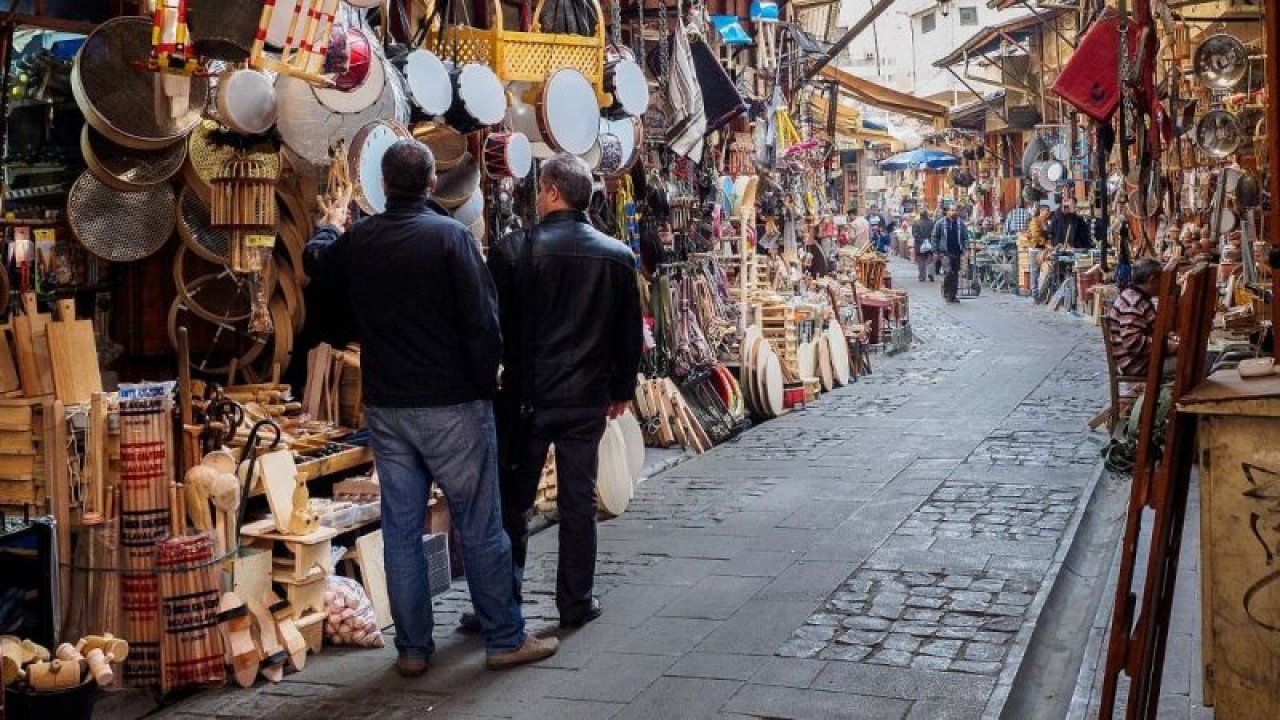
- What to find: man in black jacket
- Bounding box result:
[306,140,557,676]
[932,205,968,303]
[1050,199,1092,250]
[486,153,644,628]
[911,211,935,282]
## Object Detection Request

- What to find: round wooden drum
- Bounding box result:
[214,68,278,136]
[314,28,385,114]
[537,68,599,155]
[405,49,452,117]
[444,64,506,134]
[482,131,532,180]
[600,116,643,176]
[347,120,413,215]
[604,58,650,119]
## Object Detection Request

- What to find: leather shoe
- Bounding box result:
[396,655,428,678]
[458,612,481,633]
[486,635,559,670]
[559,597,602,628]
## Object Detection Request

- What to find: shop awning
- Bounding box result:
[932,9,1067,68]
[808,99,897,145]
[949,90,1004,129]
[818,66,948,122]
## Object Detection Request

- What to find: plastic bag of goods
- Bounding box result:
[323,576,385,647]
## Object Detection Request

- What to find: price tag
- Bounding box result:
[245,234,276,249]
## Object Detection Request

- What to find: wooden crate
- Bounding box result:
[0,398,50,508]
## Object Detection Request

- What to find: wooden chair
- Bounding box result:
[1093,315,1147,432]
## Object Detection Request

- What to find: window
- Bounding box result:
[959,6,978,25]
[921,11,936,33]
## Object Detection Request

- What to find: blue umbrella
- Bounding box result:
[879,149,961,170]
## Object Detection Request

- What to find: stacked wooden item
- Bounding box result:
[2,633,126,706]
[633,377,714,454]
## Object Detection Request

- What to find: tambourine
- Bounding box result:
[597,131,624,175]
[444,63,506,134]
[603,49,650,120]
[213,68,278,136]
[314,27,384,114]
[348,120,413,215]
[482,131,532,180]
[537,68,599,155]
[404,49,452,117]
[1194,34,1248,91]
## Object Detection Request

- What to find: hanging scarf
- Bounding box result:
[667,21,706,162]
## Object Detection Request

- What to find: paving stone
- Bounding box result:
[883,634,922,653]
[664,652,765,682]
[949,659,1003,675]
[919,639,963,659]
[964,642,1006,662]
[818,644,873,661]
[749,657,827,688]
[840,615,892,631]
[723,684,912,720]
[613,677,742,720]
[867,649,914,667]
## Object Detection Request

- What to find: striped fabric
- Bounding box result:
[1107,286,1156,376]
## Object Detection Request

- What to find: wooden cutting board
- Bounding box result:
[12,293,53,397]
[47,299,102,405]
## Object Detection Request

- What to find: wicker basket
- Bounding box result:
[428,0,607,102]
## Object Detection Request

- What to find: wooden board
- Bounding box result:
[47,300,101,406]
[355,530,392,630]
[1179,370,1280,414]
[12,294,52,397]
[257,449,300,534]
[0,326,21,394]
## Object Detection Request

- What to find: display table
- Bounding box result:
[1178,370,1280,714]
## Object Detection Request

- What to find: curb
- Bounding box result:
[983,458,1109,720]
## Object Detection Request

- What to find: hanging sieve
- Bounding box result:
[68,171,176,262]
[176,185,232,264]
[185,120,281,199]
[81,125,186,191]
[71,16,209,150]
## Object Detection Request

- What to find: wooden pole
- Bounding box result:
[1267,0,1280,360]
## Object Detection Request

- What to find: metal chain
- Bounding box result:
[610,0,622,47]
[634,0,644,59]
[658,0,669,81]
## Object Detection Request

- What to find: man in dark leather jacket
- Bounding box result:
[306,140,557,674]
[485,153,644,628]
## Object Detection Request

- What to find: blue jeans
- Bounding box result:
[365,401,524,657]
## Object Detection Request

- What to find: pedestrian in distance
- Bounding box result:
[912,211,935,282]
[932,204,969,303]
[484,153,645,631]
[307,140,558,677]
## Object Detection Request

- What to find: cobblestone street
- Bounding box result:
[150,258,1110,720]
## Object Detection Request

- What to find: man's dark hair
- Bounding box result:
[540,153,593,210]
[382,140,436,199]
[919,210,930,221]
[1132,258,1162,286]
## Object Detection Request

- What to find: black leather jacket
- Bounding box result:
[487,210,644,408]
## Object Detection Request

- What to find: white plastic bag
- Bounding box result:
[323,575,385,648]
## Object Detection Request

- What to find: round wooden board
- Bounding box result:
[754,338,773,417]
[764,351,785,417]
[596,422,632,516]
[796,340,816,380]
[818,337,834,391]
[828,325,851,386]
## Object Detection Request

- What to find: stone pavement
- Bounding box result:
[142,258,1110,720]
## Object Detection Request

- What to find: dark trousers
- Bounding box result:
[942,253,961,301]
[499,404,607,621]
[916,250,933,281]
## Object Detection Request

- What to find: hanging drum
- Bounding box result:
[275,56,399,171]
[81,125,186,191]
[444,63,507,134]
[600,116,642,176]
[537,68,600,155]
[347,120,413,215]
[314,27,384,114]
[507,85,552,159]
[603,56,650,120]
[1193,34,1248,91]
[452,189,484,227]
[482,131,532,180]
[72,16,209,149]
[405,49,452,117]
[68,171,176,262]
[596,131,624,175]
[213,67,278,136]
[1196,109,1241,159]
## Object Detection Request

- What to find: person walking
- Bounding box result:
[1050,199,1092,250]
[1004,200,1033,236]
[932,204,968,303]
[912,211,935,282]
[486,154,644,629]
[306,140,558,676]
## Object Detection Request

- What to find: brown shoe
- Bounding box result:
[485,635,560,670]
[396,656,428,678]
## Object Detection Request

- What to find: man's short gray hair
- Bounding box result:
[540,153,593,210]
